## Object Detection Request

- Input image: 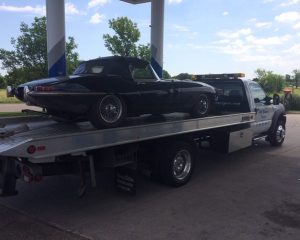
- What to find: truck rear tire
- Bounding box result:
[269,120,286,147]
[159,141,196,187]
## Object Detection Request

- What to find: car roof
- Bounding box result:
[85,56,149,67]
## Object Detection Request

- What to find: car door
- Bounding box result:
[135,80,174,113]
[248,82,275,135]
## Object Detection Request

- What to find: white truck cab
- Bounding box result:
[196,73,286,146]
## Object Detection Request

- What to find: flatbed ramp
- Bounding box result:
[0,113,255,159]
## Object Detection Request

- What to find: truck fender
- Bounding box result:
[268,108,286,134]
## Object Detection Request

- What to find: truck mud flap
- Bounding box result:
[115,167,136,195]
[0,158,18,197]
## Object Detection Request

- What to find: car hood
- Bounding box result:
[18,75,82,88]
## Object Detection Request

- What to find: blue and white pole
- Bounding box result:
[46,0,66,77]
[151,0,164,78]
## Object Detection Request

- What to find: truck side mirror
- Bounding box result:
[273,94,280,105]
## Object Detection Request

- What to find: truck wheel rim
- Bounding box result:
[99,95,122,123]
[276,125,285,142]
[173,149,191,181]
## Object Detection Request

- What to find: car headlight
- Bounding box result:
[6,86,15,97]
[23,86,30,101]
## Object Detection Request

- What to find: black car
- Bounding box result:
[7,56,216,128]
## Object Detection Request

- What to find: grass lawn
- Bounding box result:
[0,89,21,103]
[292,88,300,95]
[0,112,28,117]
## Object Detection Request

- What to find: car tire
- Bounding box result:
[191,94,211,117]
[269,119,286,147]
[159,141,196,187]
[89,95,126,129]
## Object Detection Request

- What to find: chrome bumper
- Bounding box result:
[6,86,15,98]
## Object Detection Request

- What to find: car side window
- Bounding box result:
[249,82,266,103]
[132,65,157,83]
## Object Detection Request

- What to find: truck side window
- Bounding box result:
[249,82,266,103]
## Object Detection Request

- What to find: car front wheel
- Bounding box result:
[191,94,210,118]
[269,119,286,146]
[89,95,126,129]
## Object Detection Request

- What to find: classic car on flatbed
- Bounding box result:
[7,56,216,128]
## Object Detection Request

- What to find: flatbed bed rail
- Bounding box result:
[0,113,255,160]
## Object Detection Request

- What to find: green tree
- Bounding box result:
[137,43,151,61]
[103,17,150,60]
[103,17,172,78]
[103,17,140,57]
[254,68,284,94]
[162,70,171,79]
[0,74,6,88]
[0,16,79,86]
[292,69,300,88]
[173,73,192,80]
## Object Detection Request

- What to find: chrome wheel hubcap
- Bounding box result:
[99,95,122,123]
[276,125,285,142]
[173,150,191,180]
[198,96,208,114]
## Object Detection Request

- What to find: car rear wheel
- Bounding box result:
[89,95,126,128]
[190,94,210,117]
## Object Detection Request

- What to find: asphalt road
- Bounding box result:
[0,114,300,240]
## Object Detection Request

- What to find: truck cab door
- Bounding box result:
[248,82,275,136]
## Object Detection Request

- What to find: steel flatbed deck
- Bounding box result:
[0,112,255,160]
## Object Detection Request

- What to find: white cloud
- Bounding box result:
[0,3,82,16]
[173,24,189,32]
[263,0,276,3]
[65,2,81,15]
[88,0,110,9]
[0,3,45,15]
[217,28,252,39]
[284,44,300,54]
[255,21,272,28]
[237,54,282,64]
[280,0,300,7]
[89,13,105,24]
[246,34,291,45]
[275,11,300,22]
[168,0,183,4]
[248,18,258,23]
[222,11,229,16]
[293,22,300,29]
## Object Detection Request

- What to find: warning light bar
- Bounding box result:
[194,73,245,80]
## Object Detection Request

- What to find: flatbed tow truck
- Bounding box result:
[0,74,286,197]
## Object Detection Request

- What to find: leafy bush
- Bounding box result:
[0,75,6,88]
[289,94,300,110]
[255,68,284,94]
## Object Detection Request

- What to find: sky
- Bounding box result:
[0,0,299,79]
